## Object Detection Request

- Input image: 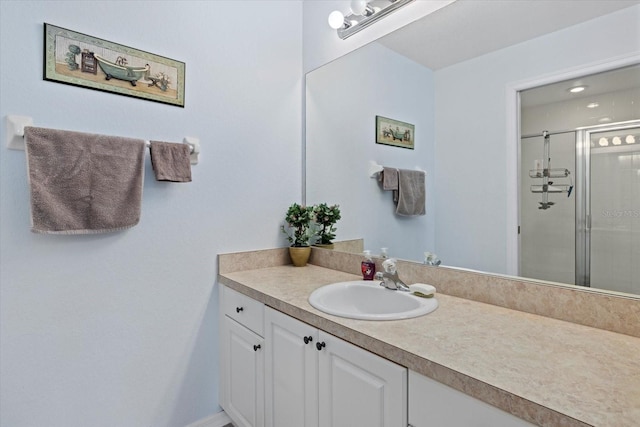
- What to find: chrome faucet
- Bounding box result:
[375,258,410,292]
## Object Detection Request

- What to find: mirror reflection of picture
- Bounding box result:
[375,116,415,149]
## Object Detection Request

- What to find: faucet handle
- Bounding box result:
[382,258,397,273]
[374,271,384,281]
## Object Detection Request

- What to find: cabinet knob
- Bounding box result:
[303,336,313,344]
[316,341,326,351]
[253,344,261,351]
[236,307,244,313]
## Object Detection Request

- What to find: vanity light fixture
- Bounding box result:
[328,11,353,30]
[328,0,416,40]
[594,133,639,150]
[350,0,375,16]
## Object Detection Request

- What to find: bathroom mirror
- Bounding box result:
[305,1,640,297]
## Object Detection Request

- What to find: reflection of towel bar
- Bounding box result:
[368,160,425,178]
[369,161,384,177]
[5,114,201,164]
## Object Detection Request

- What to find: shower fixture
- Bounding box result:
[530,131,573,210]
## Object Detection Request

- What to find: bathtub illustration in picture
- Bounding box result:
[94,55,150,86]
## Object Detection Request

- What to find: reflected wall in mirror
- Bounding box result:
[306,42,435,262]
[305,1,640,296]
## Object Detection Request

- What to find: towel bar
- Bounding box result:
[5,114,200,165]
[369,160,425,178]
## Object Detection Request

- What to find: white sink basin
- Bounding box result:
[308,280,438,320]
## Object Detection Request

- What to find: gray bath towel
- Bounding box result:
[149,141,192,182]
[24,126,146,234]
[396,169,426,216]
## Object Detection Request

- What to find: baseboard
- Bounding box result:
[184,410,232,427]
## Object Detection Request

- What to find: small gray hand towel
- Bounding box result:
[381,167,398,190]
[149,141,192,182]
[396,169,426,216]
[381,167,399,203]
[24,126,146,234]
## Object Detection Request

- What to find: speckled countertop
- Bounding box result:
[219,264,640,427]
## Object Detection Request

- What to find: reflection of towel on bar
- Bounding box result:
[381,167,399,203]
[380,167,425,215]
[24,126,146,234]
[397,169,425,216]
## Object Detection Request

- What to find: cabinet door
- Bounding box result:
[222,316,265,427]
[264,307,319,427]
[317,331,407,427]
[408,370,534,427]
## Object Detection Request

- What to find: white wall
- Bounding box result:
[434,5,640,274]
[306,43,435,260]
[0,2,302,427]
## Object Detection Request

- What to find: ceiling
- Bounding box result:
[378,0,640,71]
[520,63,640,108]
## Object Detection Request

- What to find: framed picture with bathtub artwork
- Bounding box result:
[375,116,415,149]
[43,23,185,107]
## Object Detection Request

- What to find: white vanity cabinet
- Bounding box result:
[220,286,265,427]
[264,307,319,427]
[317,328,407,427]
[408,370,535,427]
[264,305,407,427]
[221,285,534,427]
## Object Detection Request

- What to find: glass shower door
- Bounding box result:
[587,123,640,294]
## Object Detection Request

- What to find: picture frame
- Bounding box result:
[44,23,185,107]
[375,116,415,149]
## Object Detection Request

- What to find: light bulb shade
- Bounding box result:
[350,0,368,15]
[328,11,345,29]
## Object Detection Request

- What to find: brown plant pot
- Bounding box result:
[289,246,312,267]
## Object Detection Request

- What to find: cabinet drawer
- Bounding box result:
[223,285,264,336]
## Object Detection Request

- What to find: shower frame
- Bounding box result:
[575,119,640,287]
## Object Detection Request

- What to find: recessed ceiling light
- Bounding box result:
[586,102,599,108]
[598,117,612,123]
[612,136,622,145]
[626,135,636,144]
[598,137,609,146]
[569,85,587,93]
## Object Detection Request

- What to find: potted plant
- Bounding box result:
[312,203,341,249]
[281,202,314,266]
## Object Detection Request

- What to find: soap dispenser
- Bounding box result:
[361,250,376,280]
